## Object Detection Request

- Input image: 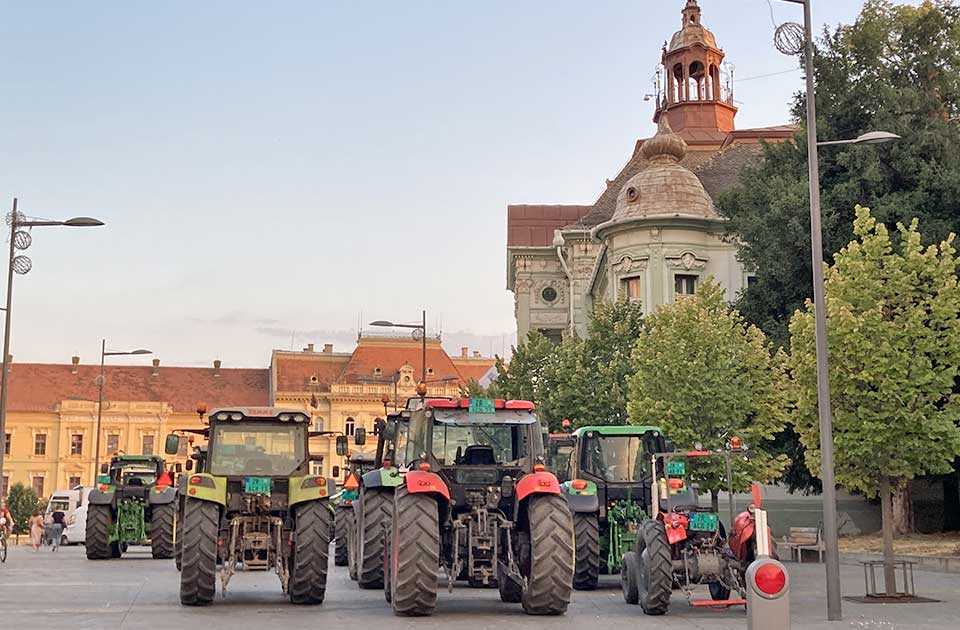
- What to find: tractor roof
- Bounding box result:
[207,407,311,423]
[112,454,165,463]
[572,425,662,437]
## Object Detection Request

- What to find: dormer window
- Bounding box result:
[427,368,435,376]
[374,368,382,376]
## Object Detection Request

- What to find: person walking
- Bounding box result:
[29,510,44,552]
[50,507,65,551]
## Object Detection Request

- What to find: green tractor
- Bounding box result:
[85,454,178,560]
[548,425,671,590]
[332,449,375,567]
[165,407,333,606]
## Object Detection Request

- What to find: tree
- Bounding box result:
[789,206,960,593]
[489,330,556,406]
[6,482,40,535]
[628,279,790,508]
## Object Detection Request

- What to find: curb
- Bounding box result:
[841,551,960,574]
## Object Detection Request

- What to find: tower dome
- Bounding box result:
[598,118,716,232]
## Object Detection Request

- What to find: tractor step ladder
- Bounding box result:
[689,598,746,608]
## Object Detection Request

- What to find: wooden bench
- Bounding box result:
[775,526,824,563]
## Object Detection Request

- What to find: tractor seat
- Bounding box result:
[461,445,496,466]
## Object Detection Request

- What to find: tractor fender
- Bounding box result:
[362,466,404,489]
[87,487,116,506]
[182,473,227,506]
[403,470,450,500]
[288,475,331,507]
[148,485,178,505]
[515,471,561,502]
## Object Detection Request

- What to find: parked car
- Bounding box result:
[44,486,94,546]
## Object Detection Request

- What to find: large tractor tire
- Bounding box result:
[572,512,600,590]
[334,506,352,567]
[150,503,176,559]
[637,520,672,616]
[179,499,219,606]
[390,486,439,616]
[175,508,183,571]
[521,494,574,616]
[289,500,332,604]
[621,551,640,604]
[347,506,359,580]
[85,504,114,560]
[357,488,391,589]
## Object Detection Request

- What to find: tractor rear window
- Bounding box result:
[431,421,529,466]
[210,424,305,477]
[582,435,651,482]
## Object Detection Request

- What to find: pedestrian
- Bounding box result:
[29,510,44,552]
[0,501,12,539]
[50,506,66,552]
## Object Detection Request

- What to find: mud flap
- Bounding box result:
[498,560,525,592]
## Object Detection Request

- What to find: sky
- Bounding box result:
[0,0,903,368]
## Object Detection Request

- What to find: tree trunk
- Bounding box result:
[879,477,897,597]
[892,479,915,535]
[710,489,719,513]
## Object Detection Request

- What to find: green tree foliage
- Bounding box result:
[490,330,555,404]
[720,0,960,347]
[628,279,790,497]
[6,482,40,535]
[789,207,960,536]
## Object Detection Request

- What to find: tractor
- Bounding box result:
[85,454,178,560]
[622,438,770,615]
[333,449,375,567]
[165,407,333,606]
[548,425,669,590]
[382,397,574,616]
[171,431,209,571]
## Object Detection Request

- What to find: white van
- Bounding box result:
[44,486,94,546]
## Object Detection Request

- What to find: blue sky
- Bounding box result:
[0,0,898,367]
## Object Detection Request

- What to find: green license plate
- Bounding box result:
[667,461,686,476]
[245,477,272,494]
[469,398,496,414]
[689,512,719,532]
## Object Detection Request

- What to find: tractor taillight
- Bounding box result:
[534,463,545,472]
[418,462,432,471]
[571,479,588,490]
[316,478,326,486]
[189,476,202,485]
[382,459,392,468]
[668,479,685,489]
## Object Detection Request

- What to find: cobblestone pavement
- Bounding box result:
[0,544,956,629]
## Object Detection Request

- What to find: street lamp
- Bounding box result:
[776,1,900,620]
[0,198,104,491]
[369,310,428,387]
[93,341,152,481]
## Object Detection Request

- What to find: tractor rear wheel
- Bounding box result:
[390,486,439,616]
[521,494,574,615]
[572,512,600,590]
[289,500,331,604]
[334,506,352,567]
[637,520,672,616]
[347,505,359,580]
[150,503,175,559]
[85,504,114,560]
[179,499,218,606]
[358,488,390,589]
[175,507,183,571]
[621,551,640,604]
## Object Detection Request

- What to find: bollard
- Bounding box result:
[746,508,790,629]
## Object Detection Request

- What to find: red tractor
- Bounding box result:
[383,398,574,616]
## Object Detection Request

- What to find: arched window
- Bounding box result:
[345,417,355,438]
[314,416,325,432]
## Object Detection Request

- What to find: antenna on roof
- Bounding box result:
[290,331,296,350]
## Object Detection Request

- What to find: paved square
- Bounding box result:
[0,544,955,629]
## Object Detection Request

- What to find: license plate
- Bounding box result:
[689,512,719,532]
[469,398,496,414]
[245,477,272,494]
[667,461,686,476]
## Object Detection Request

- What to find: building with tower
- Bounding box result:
[506,0,794,340]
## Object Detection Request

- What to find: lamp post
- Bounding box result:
[93,341,152,481]
[777,2,900,620]
[0,198,103,491]
[369,310,428,386]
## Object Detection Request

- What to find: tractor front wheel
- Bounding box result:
[358,488,391,589]
[572,512,600,590]
[621,551,640,604]
[390,486,439,616]
[150,503,176,559]
[85,504,114,560]
[637,520,672,616]
[289,500,332,604]
[521,494,574,615]
[334,506,352,567]
[179,498,218,606]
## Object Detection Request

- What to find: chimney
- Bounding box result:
[472,351,481,359]
[151,358,160,377]
[213,359,221,377]
[71,355,80,374]
[323,343,333,354]
[461,347,468,359]
[303,343,315,353]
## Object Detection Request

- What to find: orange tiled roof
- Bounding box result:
[451,358,497,383]
[273,352,350,392]
[4,363,269,414]
[336,338,462,385]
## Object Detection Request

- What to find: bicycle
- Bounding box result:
[0,516,8,563]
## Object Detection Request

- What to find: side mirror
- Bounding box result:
[662,437,675,453]
[332,465,340,478]
[164,434,180,455]
[354,427,366,446]
[174,463,182,473]
[185,459,194,472]
[100,463,109,474]
[335,435,348,456]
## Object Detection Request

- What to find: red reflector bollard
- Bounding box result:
[746,508,790,629]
